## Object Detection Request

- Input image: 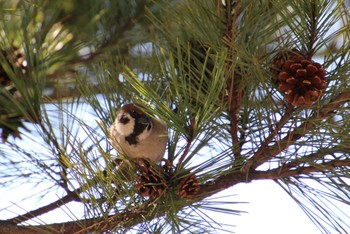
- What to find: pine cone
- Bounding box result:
[0,116,24,140]
[0,46,28,141]
[0,46,27,86]
[134,159,173,199]
[271,50,327,106]
[178,174,200,199]
[271,49,305,83]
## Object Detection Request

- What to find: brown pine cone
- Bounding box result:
[271,49,305,83]
[178,174,200,199]
[271,49,326,106]
[0,46,29,141]
[133,159,173,199]
[0,46,27,86]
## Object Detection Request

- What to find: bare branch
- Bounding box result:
[7,158,122,225]
[7,191,81,225]
[251,158,350,179]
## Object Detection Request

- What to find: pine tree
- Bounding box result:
[1,0,350,233]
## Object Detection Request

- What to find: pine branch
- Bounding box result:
[177,117,195,166]
[225,2,243,161]
[277,148,338,170]
[254,158,350,179]
[5,150,350,233]
[199,158,350,197]
[6,158,122,225]
[2,200,161,234]
[7,190,81,225]
[240,104,295,171]
[0,221,41,234]
[242,90,350,172]
[307,0,318,55]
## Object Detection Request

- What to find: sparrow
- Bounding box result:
[108,103,167,162]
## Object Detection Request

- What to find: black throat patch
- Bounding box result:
[125,119,151,145]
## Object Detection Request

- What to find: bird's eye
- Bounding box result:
[130,110,137,118]
[119,114,130,124]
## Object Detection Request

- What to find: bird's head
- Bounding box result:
[115,104,153,144]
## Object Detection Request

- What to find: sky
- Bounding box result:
[228,181,321,234]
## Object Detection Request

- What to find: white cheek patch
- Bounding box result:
[116,114,135,136]
[137,124,152,142]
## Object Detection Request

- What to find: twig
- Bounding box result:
[224,1,243,161]
[76,201,153,234]
[243,90,350,171]
[307,0,317,56]
[7,158,121,225]
[5,154,350,233]
[7,190,81,225]
[38,121,70,192]
[251,158,350,179]
[277,147,342,171]
[199,157,350,197]
[177,117,196,166]
[241,104,294,172]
